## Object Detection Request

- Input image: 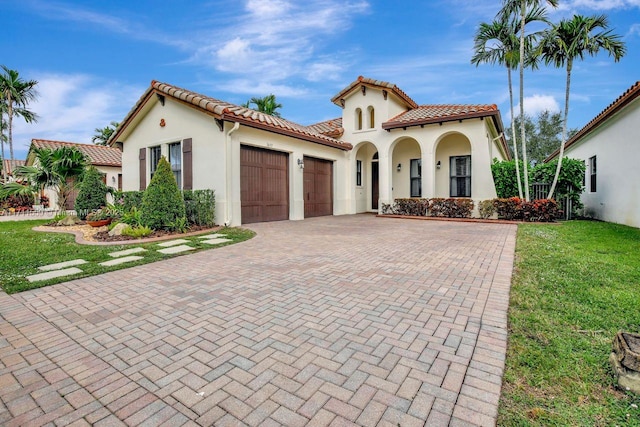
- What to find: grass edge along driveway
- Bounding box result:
[498,220,640,426]
[0,219,255,294]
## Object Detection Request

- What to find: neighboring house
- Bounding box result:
[546,81,640,228]
[2,159,25,181]
[25,139,122,209]
[110,76,510,226]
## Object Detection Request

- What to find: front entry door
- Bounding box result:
[371,161,379,210]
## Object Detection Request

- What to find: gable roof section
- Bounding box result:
[383,104,501,130]
[3,159,25,175]
[331,76,419,109]
[110,81,352,151]
[307,118,344,138]
[545,81,640,162]
[30,139,122,167]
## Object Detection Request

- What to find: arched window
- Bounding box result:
[355,108,362,130]
[367,106,375,128]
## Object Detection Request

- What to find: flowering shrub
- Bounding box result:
[429,198,474,218]
[521,199,560,222]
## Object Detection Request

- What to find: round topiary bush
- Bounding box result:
[74,166,109,219]
[140,156,186,230]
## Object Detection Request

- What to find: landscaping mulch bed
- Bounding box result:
[94,224,213,242]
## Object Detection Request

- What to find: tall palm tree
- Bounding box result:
[242,94,283,117]
[500,0,558,201]
[4,146,88,211]
[538,14,625,199]
[0,67,38,163]
[0,102,36,180]
[92,121,119,146]
[472,7,546,199]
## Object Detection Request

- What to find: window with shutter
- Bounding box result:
[450,155,471,197]
[410,159,421,197]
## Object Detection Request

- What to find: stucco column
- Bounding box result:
[291,151,305,221]
[379,149,392,211]
[422,144,435,199]
[228,132,242,227]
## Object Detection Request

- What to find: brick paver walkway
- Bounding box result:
[0,215,516,426]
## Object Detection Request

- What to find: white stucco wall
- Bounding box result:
[563,97,640,228]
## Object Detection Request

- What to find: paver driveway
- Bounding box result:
[0,215,516,426]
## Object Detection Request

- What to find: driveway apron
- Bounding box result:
[0,215,516,426]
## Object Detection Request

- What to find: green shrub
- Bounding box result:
[122,225,153,238]
[429,198,474,218]
[478,200,496,219]
[120,207,143,227]
[491,159,524,198]
[140,156,186,230]
[183,189,216,226]
[1,193,34,209]
[530,157,585,212]
[113,190,144,214]
[75,167,110,219]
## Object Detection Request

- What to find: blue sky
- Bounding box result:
[2,0,639,161]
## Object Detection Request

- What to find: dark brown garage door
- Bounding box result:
[304,156,333,218]
[241,145,289,224]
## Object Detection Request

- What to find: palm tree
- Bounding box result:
[242,94,283,117]
[92,121,119,146]
[0,102,35,180]
[472,7,546,199]
[538,14,625,199]
[0,66,38,163]
[3,146,88,211]
[500,0,558,201]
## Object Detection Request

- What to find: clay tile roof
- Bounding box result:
[30,139,122,167]
[382,104,500,130]
[545,81,640,162]
[331,76,419,109]
[2,159,25,175]
[110,81,352,151]
[307,118,344,138]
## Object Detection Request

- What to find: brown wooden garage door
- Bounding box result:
[304,156,333,218]
[241,145,289,224]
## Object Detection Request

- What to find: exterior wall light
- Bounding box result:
[397,163,402,172]
[436,160,441,169]
[297,158,304,169]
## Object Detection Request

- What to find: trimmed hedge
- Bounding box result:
[183,189,216,226]
[74,166,109,219]
[493,197,560,222]
[140,156,186,230]
[429,198,474,218]
[493,197,523,220]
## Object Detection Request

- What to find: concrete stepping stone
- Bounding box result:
[157,239,190,247]
[99,256,144,267]
[108,247,147,258]
[27,267,83,283]
[197,234,227,239]
[38,259,87,272]
[201,238,233,245]
[158,245,195,254]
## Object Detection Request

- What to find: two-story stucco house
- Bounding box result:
[546,81,640,228]
[110,76,510,226]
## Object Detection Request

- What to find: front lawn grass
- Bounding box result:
[0,220,255,294]
[499,220,640,426]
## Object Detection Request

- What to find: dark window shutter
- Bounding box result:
[139,148,146,190]
[182,138,193,190]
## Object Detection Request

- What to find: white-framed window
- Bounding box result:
[356,160,362,186]
[589,155,597,192]
[168,142,182,188]
[410,158,421,197]
[149,146,161,180]
[450,155,471,197]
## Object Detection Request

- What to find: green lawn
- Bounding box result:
[0,219,255,294]
[499,221,640,426]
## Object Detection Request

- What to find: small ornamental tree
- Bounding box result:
[140,156,186,230]
[74,166,109,219]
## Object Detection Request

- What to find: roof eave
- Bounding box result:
[382,110,501,131]
[223,115,352,151]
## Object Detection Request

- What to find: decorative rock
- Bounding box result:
[610,352,640,394]
[27,267,83,282]
[58,215,80,226]
[158,245,195,254]
[109,223,129,237]
[38,259,88,271]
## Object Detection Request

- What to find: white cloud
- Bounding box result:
[10,74,142,159]
[215,79,308,97]
[556,0,640,11]
[627,23,640,37]
[523,94,561,116]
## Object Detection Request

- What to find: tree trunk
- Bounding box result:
[7,92,14,163]
[519,1,530,201]
[547,60,572,199]
[1,114,5,181]
[508,67,523,199]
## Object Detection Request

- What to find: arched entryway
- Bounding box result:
[434,132,472,198]
[391,137,422,200]
[353,142,379,212]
